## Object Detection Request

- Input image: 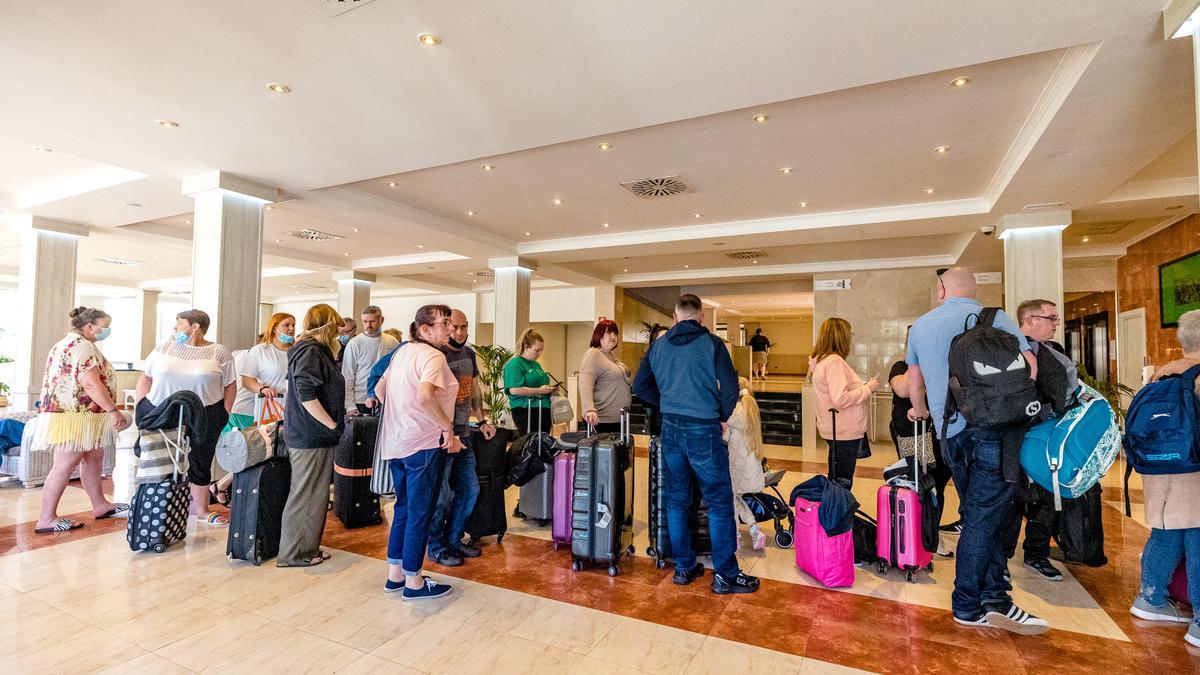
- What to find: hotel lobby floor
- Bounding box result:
[1,441,1195,674]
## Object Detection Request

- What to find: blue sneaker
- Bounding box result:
[402,576,452,601]
[384,578,405,593]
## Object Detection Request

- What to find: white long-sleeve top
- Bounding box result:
[341,332,399,412]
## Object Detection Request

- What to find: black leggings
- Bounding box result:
[824,435,867,489]
[511,406,552,434]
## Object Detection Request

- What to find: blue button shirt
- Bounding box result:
[906,297,1029,439]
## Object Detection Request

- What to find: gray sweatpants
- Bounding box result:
[278,446,335,565]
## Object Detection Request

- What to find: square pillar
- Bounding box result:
[183,171,275,350]
[136,289,161,359]
[334,271,376,324]
[489,256,534,351]
[1000,213,1069,343]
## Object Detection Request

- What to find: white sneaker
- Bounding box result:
[750,526,766,551]
[1130,597,1192,623]
[985,605,1050,635]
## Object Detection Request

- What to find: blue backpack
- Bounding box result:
[1122,364,1200,514]
[1019,382,1120,511]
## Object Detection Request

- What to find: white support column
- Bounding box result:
[10,216,88,410]
[334,271,376,324]
[999,212,1069,343]
[136,289,161,359]
[182,171,275,350]
[489,256,534,351]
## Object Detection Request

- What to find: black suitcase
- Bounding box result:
[227,457,291,564]
[334,415,383,528]
[646,436,712,568]
[466,428,509,544]
[571,409,635,576]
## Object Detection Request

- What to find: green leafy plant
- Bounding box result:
[1077,366,1136,422]
[473,343,514,428]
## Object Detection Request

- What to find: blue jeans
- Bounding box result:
[661,417,741,579]
[386,448,445,576]
[942,426,1017,619]
[428,435,480,557]
[1140,527,1200,623]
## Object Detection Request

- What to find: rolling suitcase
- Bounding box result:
[875,420,934,582]
[646,435,712,569]
[792,407,855,587]
[128,408,189,554]
[334,414,383,528]
[551,429,592,549]
[466,427,509,544]
[515,405,555,526]
[571,408,635,576]
[227,456,291,565]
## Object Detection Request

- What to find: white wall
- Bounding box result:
[478,287,598,324]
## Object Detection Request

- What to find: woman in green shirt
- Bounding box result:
[503,328,556,433]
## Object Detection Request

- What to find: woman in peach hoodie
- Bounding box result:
[808,318,879,488]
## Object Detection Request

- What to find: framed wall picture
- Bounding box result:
[1159,249,1200,328]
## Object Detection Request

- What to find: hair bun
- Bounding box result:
[68,306,86,318]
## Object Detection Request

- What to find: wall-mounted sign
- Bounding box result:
[974,272,1002,284]
[814,278,852,291]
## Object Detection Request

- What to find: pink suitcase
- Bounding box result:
[551,450,576,550]
[793,495,855,588]
[1170,564,1190,606]
[876,421,933,582]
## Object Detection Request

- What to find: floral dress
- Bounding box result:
[33,332,118,453]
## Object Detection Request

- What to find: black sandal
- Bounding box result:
[209,484,231,507]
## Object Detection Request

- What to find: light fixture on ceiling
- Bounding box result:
[693,213,702,219]
[950,77,970,88]
[267,83,290,94]
[265,205,274,210]
[481,164,494,171]
[185,220,192,224]
[155,119,179,128]
[934,145,950,154]
[779,167,793,174]
[552,198,563,205]
[467,210,476,216]
[96,257,140,266]
[352,227,360,232]
[344,252,350,257]
[274,239,281,243]
[799,202,808,207]
[752,114,769,123]
[752,260,758,264]
[684,265,689,269]
[386,181,397,187]
[923,188,935,194]
[524,231,531,236]
[597,143,611,151]
[417,244,424,249]
[602,222,609,228]
[623,268,628,272]
[417,33,441,46]
[33,146,51,153]
[1082,237,1090,243]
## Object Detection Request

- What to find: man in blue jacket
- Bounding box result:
[633,294,758,594]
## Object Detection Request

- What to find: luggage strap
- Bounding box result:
[334,464,373,478]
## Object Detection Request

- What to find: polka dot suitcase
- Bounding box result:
[127,408,190,553]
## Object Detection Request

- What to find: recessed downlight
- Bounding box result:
[752,114,769,123]
[387,181,398,187]
[344,252,350,257]
[267,83,290,94]
[799,202,808,208]
[155,119,179,128]
[352,228,360,232]
[417,244,424,249]
[684,265,689,269]
[524,231,531,236]
[552,198,563,205]
[950,77,970,88]
[779,167,793,174]
[481,164,494,171]
[934,145,950,154]
[265,205,274,210]
[623,268,628,272]
[597,143,612,151]
[417,33,441,46]
[1082,237,1090,243]
[602,222,609,228]
[467,210,476,216]
[33,146,52,153]
[185,220,192,225]
[923,188,935,195]
[275,239,281,243]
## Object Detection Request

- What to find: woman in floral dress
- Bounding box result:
[34,307,131,533]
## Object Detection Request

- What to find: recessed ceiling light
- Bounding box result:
[467,210,476,216]
[33,146,51,153]
[950,77,970,88]
[417,33,441,46]
[1082,236,1090,243]
[799,202,808,207]
[934,145,950,154]
[155,120,179,128]
[623,268,628,272]
[597,143,612,151]
[124,202,142,207]
[386,181,397,187]
[274,239,281,243]
[481,164,494,171]
[417,244,424,249]
[552,198,563,205]
[185,220,192,224]
[352,227,360,232]
[684,265,689,269]
[525,231,531,236]
[779,167,793,174]
[344,253,350,257]
[752,114,769,123]
[265,205,274,210]
[752,260,758,264]
[267,83,290,94]
[923,188,935,194]
[602,222,609,228]
[693,213,702,218]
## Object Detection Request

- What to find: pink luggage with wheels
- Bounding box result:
[551,449,576,550]
[793,495,855,587]
[875,420,934,582]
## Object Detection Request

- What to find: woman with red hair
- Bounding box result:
[578,318,631,433]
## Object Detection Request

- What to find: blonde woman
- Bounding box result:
[278,304,346,568]
[724,377,768,550]
[809,317,879,488]
[503,328,555,434]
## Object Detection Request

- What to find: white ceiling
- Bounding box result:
[0,0,1196,318]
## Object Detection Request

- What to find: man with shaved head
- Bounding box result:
[905,266,1048,635]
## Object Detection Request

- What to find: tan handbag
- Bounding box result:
[215,397,285,473]
[895,424,936,465]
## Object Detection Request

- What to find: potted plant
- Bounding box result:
[472,343,514,454]
[0,354,11,408]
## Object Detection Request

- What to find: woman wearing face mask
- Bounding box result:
[226,313,296,430]
[579,318,631,433]
[503,328,556,434]
[277,304,346,567]
[135,309,236,526]
[33,307,132,533]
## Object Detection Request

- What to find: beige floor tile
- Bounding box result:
[0,622,146,673]
[252,580,430,651]
[95,651,197,674]
[684,636,804,674]
[587,617,706,675]
[448,632,585,674]
[425,579,543,627]
[335,652,423,674]
[568,656,648,675]
[65,587,245,651]
[508,596,622,653]
[371,614,504,672]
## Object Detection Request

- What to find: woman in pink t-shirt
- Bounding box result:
[375,304,462,601]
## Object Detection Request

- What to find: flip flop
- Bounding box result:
[96,504,130,520]
[203,512,229,527]
[276,555,325,568]
[34,518,84,534]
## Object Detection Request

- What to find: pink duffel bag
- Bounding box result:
[794,496,855,588]
[1170,564,1190,606]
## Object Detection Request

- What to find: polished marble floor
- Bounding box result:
[1,438,1196,674]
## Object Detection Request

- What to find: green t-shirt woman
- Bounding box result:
[503,329,556,433]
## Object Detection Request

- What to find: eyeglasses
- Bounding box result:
[1031,314,1061,323]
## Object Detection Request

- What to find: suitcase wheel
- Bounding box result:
[655,559,667,570]
[536,518,549,527]
[571,560,583,572]
[551,541,559,551]
[513,508,526,520]
[877,561,888,575]
[775,531,794,549]
[607,565,620,577]
[153,543,166,553]
[905,569,917,584]
[627,545,635,555]
[646,546,657,557]
[497,532,505,544]
[926,562,934,573]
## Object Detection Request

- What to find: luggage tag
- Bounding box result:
[596,501,612,528]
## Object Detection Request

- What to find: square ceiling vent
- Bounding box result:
[283,228,344,241]
[620,175,690,198]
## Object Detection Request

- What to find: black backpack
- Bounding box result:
[943,307,1041,435]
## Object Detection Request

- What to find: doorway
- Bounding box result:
[1117,308,1147,401]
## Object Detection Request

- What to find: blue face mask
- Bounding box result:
[338,334,350,346]
[279,334,295,345]
[94,326,111,341]
[172,330,189,344]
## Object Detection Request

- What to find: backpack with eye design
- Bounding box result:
[943,307,1041,436]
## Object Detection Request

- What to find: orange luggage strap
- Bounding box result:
[334,464,372,478]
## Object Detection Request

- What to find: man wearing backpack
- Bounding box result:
[905,267,1049,635]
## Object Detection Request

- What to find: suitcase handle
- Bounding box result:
[827,408,838,483]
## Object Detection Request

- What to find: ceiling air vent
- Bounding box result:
[725,250,766,260]
[1022,201,1066,210]
[473,270,495,278]
[620,175,690,198]
[96,257,140,266]
[282,229,344,242]
[291,284,330,292]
